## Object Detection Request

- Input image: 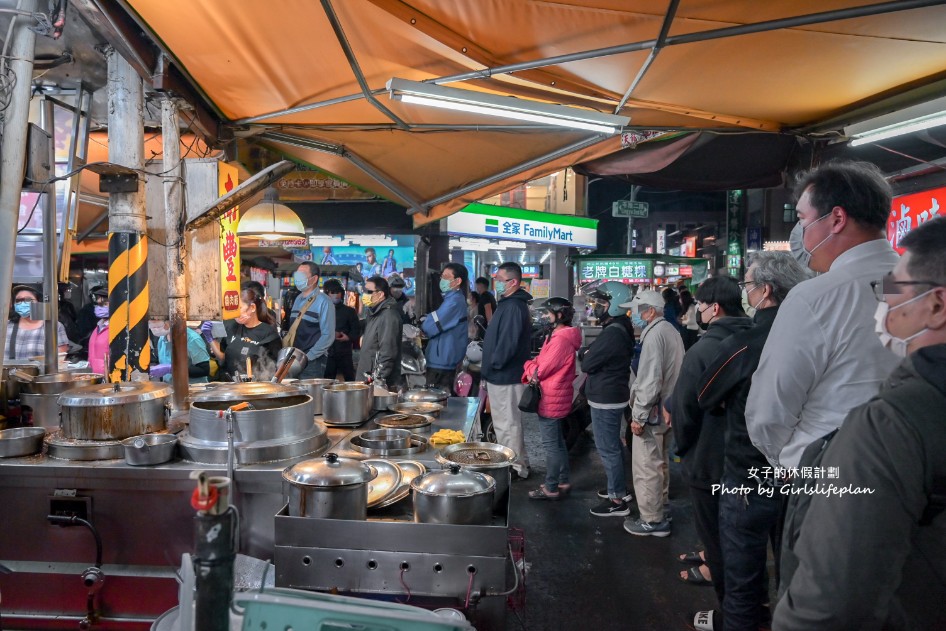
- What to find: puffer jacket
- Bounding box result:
[522,326,583,419]
[421,289,468,370]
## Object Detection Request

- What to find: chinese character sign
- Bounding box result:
[218,163,241,320]
[888,187,944,254]
[578,259,653,284]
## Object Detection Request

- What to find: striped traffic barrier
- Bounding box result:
[107,231,150,382]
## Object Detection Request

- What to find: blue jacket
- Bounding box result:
[421,289,469,370]
[481,288,533,385]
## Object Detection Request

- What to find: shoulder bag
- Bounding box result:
[518,367,541,413]
[283,291,320,349]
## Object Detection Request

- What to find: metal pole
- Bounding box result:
[0,0,36,364]
[162,98,188,410]
[626,186,640,255]
[40,98,60,374]
[106,48,148,382]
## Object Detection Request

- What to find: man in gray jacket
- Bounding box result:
[774,217,946,630]
[622,290,684,536]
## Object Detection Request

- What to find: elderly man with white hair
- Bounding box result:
[620,289,684,537]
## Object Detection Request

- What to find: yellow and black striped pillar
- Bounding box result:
[107,232,150,382]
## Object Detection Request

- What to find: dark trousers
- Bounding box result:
[718,477,781,631]
[325,353,355,381]
[690,485,725,607]
[426,367,455,393]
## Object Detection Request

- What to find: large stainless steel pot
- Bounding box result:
[2,362,39,405]
[400,386,449,404]
[59,382,171,440]
[283,452,377,519]
[188,382,315,443]
[293,378,334,415]
[322,383,374,424]
[16,371,103,395]
[411,464,495,525]
[435,442,516,510]
[19,392,61,429]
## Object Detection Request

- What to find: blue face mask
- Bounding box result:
[439,278,454,294]
[493,281,506,296]
[293,272,310,291]
[329,295,341,305]
[14,302,32,318]
[632,314,647,329]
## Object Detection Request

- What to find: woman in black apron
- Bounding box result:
[211,284,281,381]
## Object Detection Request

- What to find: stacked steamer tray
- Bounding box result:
[179,382,327,464]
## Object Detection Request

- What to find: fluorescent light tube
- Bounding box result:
[850,111,946,146]
[387,78,629,135]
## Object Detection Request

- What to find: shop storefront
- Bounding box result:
[445,202,598,299]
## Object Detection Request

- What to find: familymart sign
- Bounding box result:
[446,203,598,249]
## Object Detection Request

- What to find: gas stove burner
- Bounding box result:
[349,433,428,457]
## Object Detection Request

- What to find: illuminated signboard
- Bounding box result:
[521,264,540,278]
[448,202,598,249]
[578,259,653,284]
[888,186,944,254]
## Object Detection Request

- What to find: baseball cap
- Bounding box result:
[621,289,663,313]
[388,274,406,288]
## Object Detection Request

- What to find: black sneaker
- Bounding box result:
[589,498,630,517]
[597,488,633,502]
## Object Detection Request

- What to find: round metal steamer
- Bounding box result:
[58,381,171,440]
[179,382,327,464]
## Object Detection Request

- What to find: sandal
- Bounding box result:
[678,550,705,565]
[528,485,561,500]
[678,565,713,586]
[557,483,572,495]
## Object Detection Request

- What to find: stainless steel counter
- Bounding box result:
[0,397,481,630]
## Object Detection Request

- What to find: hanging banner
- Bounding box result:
[219,162,241,320]
[275,169,377,201]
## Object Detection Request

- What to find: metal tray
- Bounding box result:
[349,434,428,457]
[388,401,443,417]
[364,459,402,507]
[374,413,433,431]
[373,460,427,509]
[0,426,46,458]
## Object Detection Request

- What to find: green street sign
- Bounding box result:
[612,200,649,218]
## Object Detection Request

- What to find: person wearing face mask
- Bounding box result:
[773,216,946,631]
[693,252,810,631]
[580,287,635,515]
[388,274,411,324]
[149,317,212,383]
[355,276,402,386]
[523,297,582,500]
[323,279,358,381]
[746,161,900,472]
[208,283,280,382]
[621,290,684,535]
[420,263,470,391]
[5,285,70,361]
[288,262,335,379]
[667,277,751,620]
[480,262,534,479]
[86,286,111,375]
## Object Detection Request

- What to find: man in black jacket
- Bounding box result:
[323,279,358,381]
[773,217,946,630]
[692,254,809,631]
[481,262,533,478]
[671,277,752,610]
[581,288,635,517]
[355,276,402,387]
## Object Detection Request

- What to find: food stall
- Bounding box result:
[0,382,517,630]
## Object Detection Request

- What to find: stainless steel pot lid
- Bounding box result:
[364,459,402,507]
[191,382,301,402]
[401,386,449,402]
[282,452,377,487]
[375,413,433,430]
[324,382,369,392]
[58,381,172,407]
[411,464,495,497]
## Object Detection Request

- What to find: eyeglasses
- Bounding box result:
[14,298,35,304]
[871,274,944,302]
[737,281,758,290]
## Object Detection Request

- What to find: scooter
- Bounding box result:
[400,323,427,389]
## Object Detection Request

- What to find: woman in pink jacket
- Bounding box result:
[523,297,582,500]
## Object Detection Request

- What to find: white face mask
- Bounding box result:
[741,286,765,318]
[873,289,933,358]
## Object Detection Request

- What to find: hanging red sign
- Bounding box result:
[888,187,944,254]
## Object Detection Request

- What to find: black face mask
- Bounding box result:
[698,305,714,331]
[592,305,608,320]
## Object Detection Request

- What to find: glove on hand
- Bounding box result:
[150,364,172,379]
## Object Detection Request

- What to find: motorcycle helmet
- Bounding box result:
[599,281,631,317]
[543,297,574,325]
[465,340,483,364]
